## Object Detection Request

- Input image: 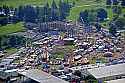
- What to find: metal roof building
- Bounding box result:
[17,69,68,83]
[105,78,125,83]
[88,63,125,81]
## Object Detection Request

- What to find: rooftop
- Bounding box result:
[105,78,125,83]
[17,69,68,83]
[88,63,125,79]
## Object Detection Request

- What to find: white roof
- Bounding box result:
[5,69,18,73]
[74,55,82,60]
[74,49,84,53]
[33,42,43,45]
[88,63,125,79]
[117,30,125,32]
[17,69,68,83]
[83,42,89,45]
[30,55,37,57]
[105,78,125,83]
[69,64,106,71]
[63,38,74,41]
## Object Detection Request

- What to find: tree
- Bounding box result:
[9,35,17,47]
[16,5,25,21]
[114,17,125,30]
[58,0,71,21]
[109,21,117,36]
[0,7,2,12]
[3,5,10,16]
[59,0,66,20]
[1,35,9,49]
[0,35,26,50]
[52,0,57,9]
[79,10,89,24]
[63,0,71,15]
[112,6,122,15]
[24,5,37,23]
[112,0,119,5]
[36,6,45,23]
[121,0,125,6]
[0,37,2,49]
[88,9,97,23]
[95,22,101,32]
[72,1,75,7]
[43,2,50,22]
[106,0,112,5]
[50,0,59,21]
[59,0,65,20]
[36,6,40,20]
[12,8,21,23]
[0,17,8,26]
[15,35,26,47]
[97,8,107,21]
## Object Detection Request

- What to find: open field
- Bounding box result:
[0,0,73,7]
[51,45,75,59]
[5,47,18,55]
[0,0,104,7]
[0,22,25,36]
[0,0,106,21]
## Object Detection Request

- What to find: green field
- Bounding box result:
[0,0,106,21]
[0,0,114,22]
[5,48,18,55]
[0,22,25,36]
[0,0,74,7]
[52,45,75,59]
[0,0,105,7]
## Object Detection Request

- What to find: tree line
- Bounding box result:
[0,0,73,26]
[78,8,108,32]
[79,0,125,36]
[0,35,26,50]
[106,0,125,6]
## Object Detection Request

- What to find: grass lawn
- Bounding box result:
[0,0,113,22]
[0,0,105,19]
[0,0,75,7]
[67,5,103,21]
[67,0,106,21]
[52,45,75,59]
[0,47,18,61]
[5,48,18,55]
[0,22,25,36]
[0,0,47,7]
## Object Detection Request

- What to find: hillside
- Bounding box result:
[0,0,106,21]
[0,0,125,31]
[0,0,72,7]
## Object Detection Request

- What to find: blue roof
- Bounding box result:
[48,31,59,35]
